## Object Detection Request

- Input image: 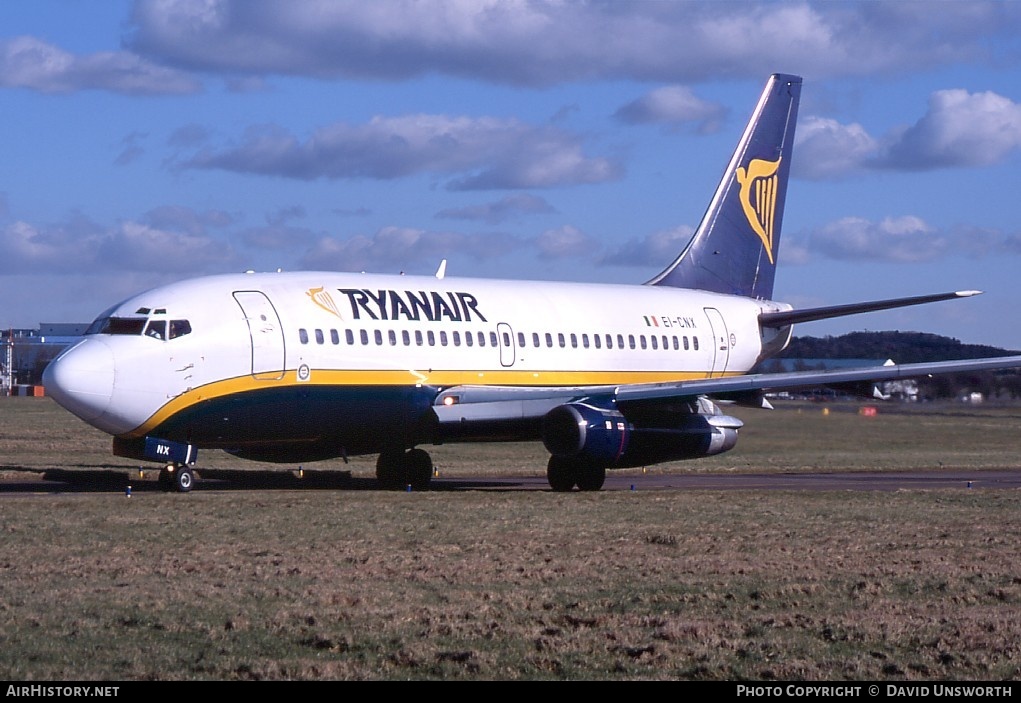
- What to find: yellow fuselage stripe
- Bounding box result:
[126,367,742,438]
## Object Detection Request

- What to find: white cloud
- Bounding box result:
[168,124,211,148]
[0,218,104,273]
[332,207,372,218]
[298,226,519,272]
[534,225,595,259]
[1,221,72,271]
[598,226,694,267]
[265,205,306,226]
[793,117,878,179]
[792,89,1021,178]
[801,216,1020,264]
[3,2,1017,96]
[142,205,234,234]
[126,1,1021,85]
[810,215,944,262]
[114,132,148,166]
[98,221,235,272]
[880,89,1021,170]
[0,212,236,274]
[806,215,985,263]
[775,235,812,266]
[0,35,199,95]
[238,225,317,251]
[435,194,556,224]
[615,86,726,134]
[183,115,621,189]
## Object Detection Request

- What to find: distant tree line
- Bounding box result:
[771,331,1021,400]
[780,331,1015,364]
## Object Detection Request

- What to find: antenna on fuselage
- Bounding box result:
[435,259,447,280]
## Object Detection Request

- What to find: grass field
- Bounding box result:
[1,397,1021,680]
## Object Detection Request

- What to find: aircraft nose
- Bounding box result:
[43,339,115,424]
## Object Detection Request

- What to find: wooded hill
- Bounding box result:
[771,331,1021,400]
[778,331,1018,364]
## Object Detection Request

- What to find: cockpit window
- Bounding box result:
[85,315,192,340]
[86,317,147,336]
[145,320,167,340]
[169,320,192,339]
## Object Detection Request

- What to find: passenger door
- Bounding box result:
[233,291,286,380]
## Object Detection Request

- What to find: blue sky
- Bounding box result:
[2,1,1021,349]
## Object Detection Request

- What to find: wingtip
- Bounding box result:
[955,290,983,297]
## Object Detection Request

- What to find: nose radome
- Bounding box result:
[43,339,115,424]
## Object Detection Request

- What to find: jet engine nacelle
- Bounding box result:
[542,399,742,468]
[542,403,631,464]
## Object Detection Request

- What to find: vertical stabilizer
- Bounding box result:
[647,74,801,299]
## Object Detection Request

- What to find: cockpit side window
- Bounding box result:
[169,320,192,339]
[86,317,147,336]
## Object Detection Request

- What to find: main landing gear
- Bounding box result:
[376,448,433,491]
[374,448,608,492]
[547,456,606,492]
[159,463,196,493]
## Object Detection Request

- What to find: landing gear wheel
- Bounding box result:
[547,457,606,492]
[405,448,433,491]
[376,452,403,490]
[376,449,434,491]
[576,465,606,492]
[547,456,579,492]
[174,466,195,493]
[159,464,195,493]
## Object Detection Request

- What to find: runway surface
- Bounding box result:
[3,467,1021,493]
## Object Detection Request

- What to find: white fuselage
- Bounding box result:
[45,271,790,449]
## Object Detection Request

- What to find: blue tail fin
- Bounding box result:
[647,73,801,300]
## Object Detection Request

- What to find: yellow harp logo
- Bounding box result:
[735,156,781,264]
[307,286,343,319]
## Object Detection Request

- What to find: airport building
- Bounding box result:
[1,324,86,396]
[755,357,919,401]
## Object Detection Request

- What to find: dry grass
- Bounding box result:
[1,397,1021,680]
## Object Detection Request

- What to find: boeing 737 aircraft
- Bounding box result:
[43,74,1021,493]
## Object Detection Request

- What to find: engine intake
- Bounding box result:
[542,403,630,464]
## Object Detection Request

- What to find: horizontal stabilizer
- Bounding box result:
[759,291,982,328]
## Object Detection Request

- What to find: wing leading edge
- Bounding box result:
[612,355,1021,407]
[433,354,1021,426]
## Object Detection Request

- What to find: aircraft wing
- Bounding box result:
[613,355,1021,406]
[432,355,1021,424]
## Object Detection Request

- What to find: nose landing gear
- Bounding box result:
[159,463,196,493]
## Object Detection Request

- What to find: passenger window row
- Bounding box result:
[298,327,699,352]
